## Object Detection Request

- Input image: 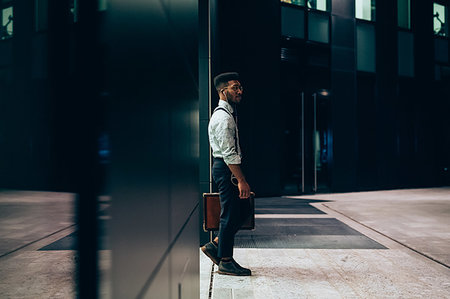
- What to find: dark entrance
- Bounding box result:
[280,43,332,195]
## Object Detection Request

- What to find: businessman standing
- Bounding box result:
[201,72,252,276]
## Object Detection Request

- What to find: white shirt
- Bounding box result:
[208,100,242,165]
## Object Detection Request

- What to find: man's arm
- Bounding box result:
[228,164,251,199]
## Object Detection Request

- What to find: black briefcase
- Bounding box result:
[203,192,255,232]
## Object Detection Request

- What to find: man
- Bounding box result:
[201,72,252,276]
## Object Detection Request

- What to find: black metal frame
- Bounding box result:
[281,2,331,45]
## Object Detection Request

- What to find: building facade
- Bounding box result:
[199,0,450,201]
[0,0,449,297]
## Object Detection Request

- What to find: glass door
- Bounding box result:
[313,92,331,193]
[281,91,331,195]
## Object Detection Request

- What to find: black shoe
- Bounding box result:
[201,241,221,265]
[218,259,251,276]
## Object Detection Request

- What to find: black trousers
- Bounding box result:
[212,158,250,258]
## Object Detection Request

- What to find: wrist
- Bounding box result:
[237,178,247,183]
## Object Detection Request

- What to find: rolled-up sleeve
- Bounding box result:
[214,116,241,165]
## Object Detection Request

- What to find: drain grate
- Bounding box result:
[234,218,386,249]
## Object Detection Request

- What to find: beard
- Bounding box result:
[226,92,240,104]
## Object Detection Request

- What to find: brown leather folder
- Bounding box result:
[203,192,255,232]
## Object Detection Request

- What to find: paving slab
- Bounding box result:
[291,187,450,267]
[0,191,75,257]
[205,188,450,299]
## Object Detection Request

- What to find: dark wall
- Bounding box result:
[331,0,358,192]
[212,0,281,197]
[374,0,400,189]
[0,1,54,190]
[355,0,448,190]
[0,0,199,297]
[1,1,105,296]
[105,0,199,298]
[411,0,439,186]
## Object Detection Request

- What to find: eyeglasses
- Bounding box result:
[228,85,243,92]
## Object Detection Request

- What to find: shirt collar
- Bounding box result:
[218,99,234,114]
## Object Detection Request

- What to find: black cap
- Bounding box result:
[213,72,240,89]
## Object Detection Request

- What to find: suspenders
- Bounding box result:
[213,106,234,121]
[213,106,239,155]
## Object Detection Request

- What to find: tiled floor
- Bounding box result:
[1,188,449,298]
[0,191,110,298]
[201,187,450,299]
[202,247,450,299]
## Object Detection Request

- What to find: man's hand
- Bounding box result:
[237,180,251,199]
[227,164,251,199]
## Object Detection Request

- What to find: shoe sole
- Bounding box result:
[217,270,251,276]
[201,246,220,265]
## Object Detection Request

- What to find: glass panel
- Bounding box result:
[282,6,305,39]
[307,0,329,12]
[398,31,414,77]
[35,0,48,32]
[433,3,448,37]
[70,0,78,23]
[398,0,411,29]
[1,6,13,40]
[440,65,450,81]
[98,0,107,11]
[281,0,306,6]
[315,93,331,193]
[308,12,329,43]
[355,0,376,21]
[356,23,376,72]
[435,38,449,63]
[435,64,441,80]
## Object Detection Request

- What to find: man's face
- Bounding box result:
[224,80,243,104]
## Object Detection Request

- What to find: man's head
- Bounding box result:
[213,72,243,104]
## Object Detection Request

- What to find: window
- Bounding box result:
[398,0,411,29]
[307,0,329,12]
[355,0,376,22]
[35,0,48,32]
[281,0,329,12]
[1,5,13,40]
[308,12,329,43]
[70,0,78,23]
[435,38,449,62]
[281,0,330,41]
[398,31,414,77]
[98,0,107,11]
[433,2,448,37]
[281,0,306,6]
[357,23,376,72]
[281,6,305,39]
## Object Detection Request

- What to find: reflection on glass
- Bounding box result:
[355,0,376,21]
[357,23,376,72]
[35,0,48,32]
[398,0,411,29]
[70,0,78,23]
[281,0,306,7]
[308,12,329,43]
[1,6,13,40]
[281,0,328,11]
[282,6,305,39]
[307,0,328,11]
[98,0,107,11]
[434,3,448,37]
[435,38,449,63]
[398,31,414,77]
